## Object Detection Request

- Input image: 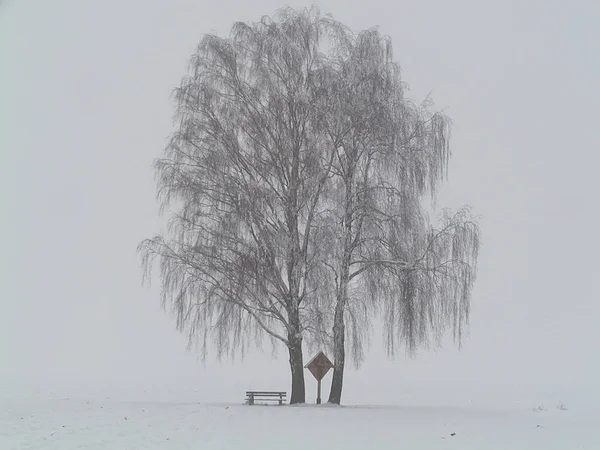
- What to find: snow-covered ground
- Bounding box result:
[2,388,596,449]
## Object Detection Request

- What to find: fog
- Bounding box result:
[1,0,599,407]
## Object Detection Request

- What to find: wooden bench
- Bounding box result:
[245,391,286,406]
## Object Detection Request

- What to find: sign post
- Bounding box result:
[304,351,334,404]
[317,379,322,405]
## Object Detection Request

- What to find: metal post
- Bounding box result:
[317,379,322,404]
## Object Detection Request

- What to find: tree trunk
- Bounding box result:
[287,333,306,404]
[328,297,346,404]
[329,258,350,404]
[329,158,354,405]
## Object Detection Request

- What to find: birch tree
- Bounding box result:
[317,24,481,404]
[138,7,336,404]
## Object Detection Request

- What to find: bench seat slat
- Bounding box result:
[245,396,284,399]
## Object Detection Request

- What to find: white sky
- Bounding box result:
[1,0,599,406]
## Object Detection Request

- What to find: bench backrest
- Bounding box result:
[246,391,286,395]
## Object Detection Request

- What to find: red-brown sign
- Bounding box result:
[304,351,334,381]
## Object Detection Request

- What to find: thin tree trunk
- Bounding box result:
[287,331,305,404]
[328,157,355,405]
[328,291,346,404]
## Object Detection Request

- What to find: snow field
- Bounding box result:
[2,397,595,450]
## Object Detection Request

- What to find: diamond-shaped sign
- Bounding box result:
[304,351,334,381]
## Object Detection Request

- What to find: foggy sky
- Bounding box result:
[1,0,599,406]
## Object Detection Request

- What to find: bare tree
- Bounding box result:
[138,7,338,404]
[315,25,481,404]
